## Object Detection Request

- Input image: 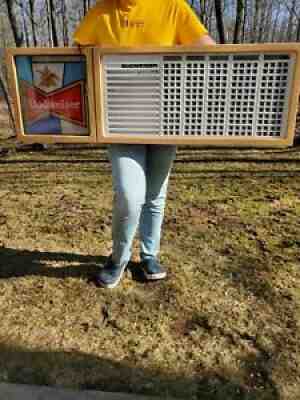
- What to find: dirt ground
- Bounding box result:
[0,106,300,399]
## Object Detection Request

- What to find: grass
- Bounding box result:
[0,111,300,399]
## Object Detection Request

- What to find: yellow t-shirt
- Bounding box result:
[73,0,209,46]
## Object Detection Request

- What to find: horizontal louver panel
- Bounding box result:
[103,55,161,135]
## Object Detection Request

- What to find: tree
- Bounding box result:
[5,0,24,46]
[233,0,245,43]
[215,0,226,43]
[283,0,300,41]
[46,0,59,46]
[28,0,37,46]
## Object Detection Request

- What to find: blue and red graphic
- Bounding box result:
[16,55,88,135]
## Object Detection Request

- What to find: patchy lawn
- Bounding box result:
[0,134,300,399]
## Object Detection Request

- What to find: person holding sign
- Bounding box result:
[73,0,216,288]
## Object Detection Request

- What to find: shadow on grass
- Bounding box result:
[0,159,110,165]
[0,248,155,285]
[0,342,280,400]
[0,247,106,280]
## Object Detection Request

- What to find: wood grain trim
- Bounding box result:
[95,43,300,54]
[285,50,300,146]
[5,48,25,142]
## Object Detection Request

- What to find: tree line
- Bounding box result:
[1,0,300,48]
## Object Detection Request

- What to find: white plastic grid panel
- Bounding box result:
[102,52,295,139]
[257,55,291,137]
[204,55,230,136]
[228,55,259,136]
[162,56,183,136]
[184,56,206,136]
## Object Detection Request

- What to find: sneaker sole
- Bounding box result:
[142,270,167,280]
[96,262,128,289]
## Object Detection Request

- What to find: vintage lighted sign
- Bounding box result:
[5,47,96,143]
[6,44,300,147]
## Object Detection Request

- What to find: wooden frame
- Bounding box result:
[5,47,97,144]
[5,44,300,148]
[94,43,300,147]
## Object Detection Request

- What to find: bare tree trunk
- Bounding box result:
[215,0,226,43]
[296,18,300,41]
[233,0,244,43]
[28,0,37,46]
[83,0,90,15]
[61,0,69,46]
[46,0,59,47]
[262,0,273,42]
[287,0,297,41]
[5,0,24,46]
[50,0,59,46]
[0,75,16,134]
[251,0,260,43]
[20,0,30,47]
[46,0,53,46]
[199,0,207,25]
[257,0,266,42]
[242,0,247,43]
[2,1,24,132]
[207,1,214,32]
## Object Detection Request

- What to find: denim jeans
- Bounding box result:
[107,144,177,267]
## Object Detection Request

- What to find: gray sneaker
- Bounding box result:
[95,256,128,288]
[140,258,167,280]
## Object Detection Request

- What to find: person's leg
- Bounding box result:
[108,143,147,267]
[139,145,177,261]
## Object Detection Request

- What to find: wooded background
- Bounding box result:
[0,0,300,130]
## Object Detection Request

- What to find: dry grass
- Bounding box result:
[0,139,300,400]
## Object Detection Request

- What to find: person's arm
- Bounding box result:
[189,34,217,46]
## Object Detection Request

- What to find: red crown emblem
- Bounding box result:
[20,80,87,127]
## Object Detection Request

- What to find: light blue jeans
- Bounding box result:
[107,144,177,267]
